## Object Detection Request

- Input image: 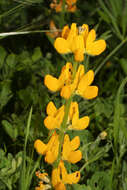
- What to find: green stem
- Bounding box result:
[55,61,78,167]
[95,38,127,76]
[0,4,23,19]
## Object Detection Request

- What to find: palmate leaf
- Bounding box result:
[0,80,13,110]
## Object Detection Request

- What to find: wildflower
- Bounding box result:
[46,20,61,39]
[54,23,106,62]
[44,62,98,100]
[36,171,50,183]
[44,101,65,130]
[44,101,89,130]
[52,160,80,190]
[50,0,77,13]
[62,134,82,163]
[68,102,90,130]
[35,172,51,190]
[44,62,72,93]
[34,132,59,164]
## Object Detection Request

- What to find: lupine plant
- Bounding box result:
[34,23,106,190]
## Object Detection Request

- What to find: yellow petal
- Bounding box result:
[71,116,90,130]
[52,167,61,187]
[80,24,89,43]
[45,137,59,164]
[77,70,94,93]
[54,38,70,54]
[71,35,84,53]
[68,150,82,163]
[34,140,47,155]
[55,183,66,190]
[59,62,72,85]
[81,86,98,99]
[44,75,60,92]
[61,161,80,185]
[74,49,84,62]
[86,29,96,45]
[46,101,57,116]
[44,116,58,130]
[62,135,71,160]
[70,136,80,150]
[86,40,106,55]
[67,23,78,48]
[45,150,57,164]
[69,102,78,120]
[60,85,72,99]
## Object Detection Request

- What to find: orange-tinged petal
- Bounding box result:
[67,5,77,12]
[77,70,94,93]
[46,101,57,116]
[86,40,106,55]
[66,0,77,6]
[62,25,70,39]
[81,86,98,99]
[44,75,60,92]
[34,140,47,155]
[54,38,70,54]
[68,150,82,163]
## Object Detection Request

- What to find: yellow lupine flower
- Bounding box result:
[68,102,90,130]
[34,132,59,164]
[45,62,98,100]
[44,101,89,130]
[62,134,82,163]
[54,23,106,61]
[44,62,72,92]
[44,101,65,130]
[52,160,80,190]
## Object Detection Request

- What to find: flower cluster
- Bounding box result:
[34,23,106,190]
[50,0,77,13]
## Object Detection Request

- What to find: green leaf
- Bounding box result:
[6,53,16,68]
[0,46,7,69]
[0,80,13,110]
[32,47,42,62]
[119,58,127,75]
[2,120,18,140]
